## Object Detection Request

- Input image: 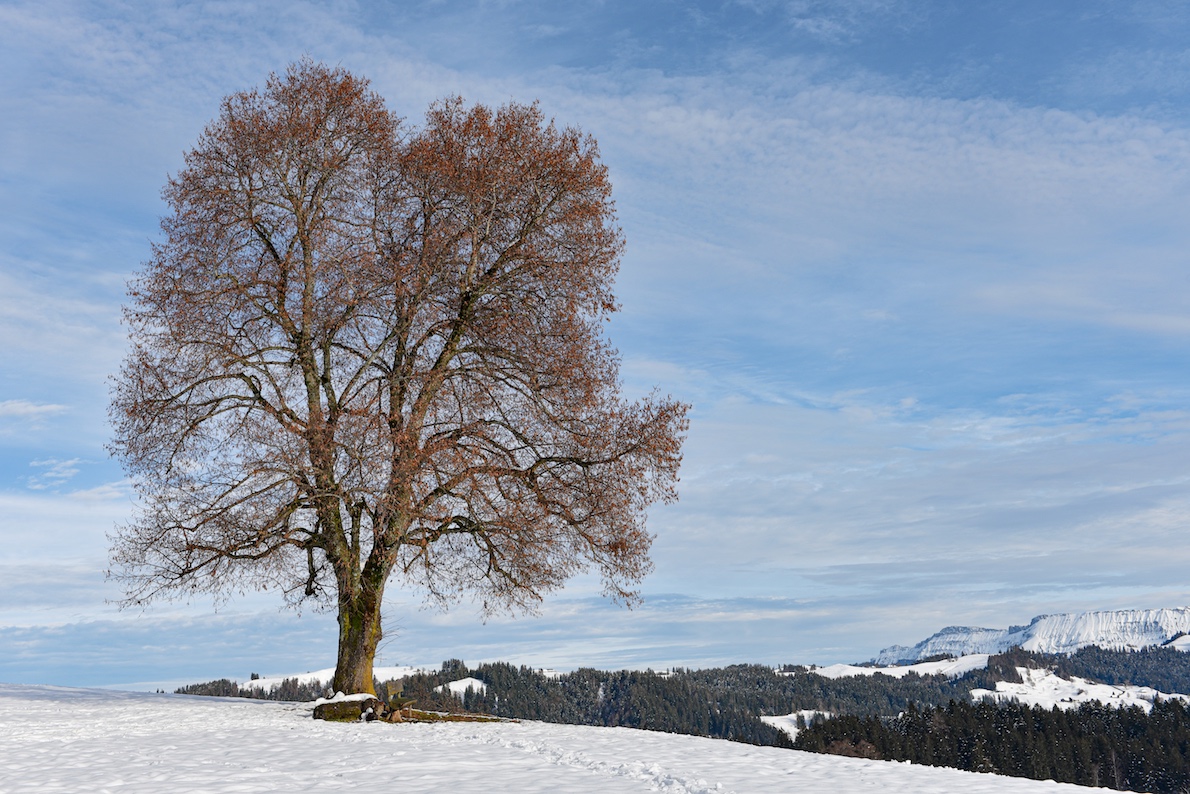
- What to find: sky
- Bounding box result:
[4,0,1190,687]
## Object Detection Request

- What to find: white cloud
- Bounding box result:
[0,400,69,438]
[0,489,129,561]
[27,458,83,490]
[67,480,132,502]
[645,387,1190,598]
[779,0,915,42]
[0,400,66,419]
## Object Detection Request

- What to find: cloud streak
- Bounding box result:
[0,400,65,419]
[26,458,83,490]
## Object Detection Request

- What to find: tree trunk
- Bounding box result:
[332,588,384,695]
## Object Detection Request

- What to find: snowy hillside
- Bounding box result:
[876,607,1190,664]
[0,684,1088,793]
[791,651,1190,713]
[971,668,1190,712]
[760,709,831,741]
[440,676,488,697]
[807,654,990,680]
[241,665,427,691]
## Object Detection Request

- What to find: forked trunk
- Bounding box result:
[332,590,384,695]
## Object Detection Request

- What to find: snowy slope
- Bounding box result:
[440,676,488,697]
[241,665,427,691]
[804,654,990,680]
[876,607,1190,663]
[1168,634,1190,651]
[0,684,1087,793]
[760,709,830,741]
[971,667,1190,712]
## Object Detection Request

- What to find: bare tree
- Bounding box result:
[109,61,689,694]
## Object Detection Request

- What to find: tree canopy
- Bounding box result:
[109,60,688,692]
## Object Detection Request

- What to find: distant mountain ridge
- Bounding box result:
[875,607,1190,664]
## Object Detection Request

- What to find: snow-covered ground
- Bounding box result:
[797,654,990,680]
[241,665,428,691]
[760,709,830,741]
[970,667,1190,712]
[1167,634,1190,651]
[0,684,1088,793]
[440,676,488,697]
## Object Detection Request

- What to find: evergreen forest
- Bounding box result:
[795,698,1190,793]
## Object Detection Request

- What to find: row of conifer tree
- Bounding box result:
[795,697,1190,793]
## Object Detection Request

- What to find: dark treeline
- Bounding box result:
[174,644,1190,713]
[177,660,994,747]
[177,659,990,726]
[175,677,325,701]
[795,698,1190,793]
[175,678,240,697]
[397,661,793,747]
[394,659,1008,746]
[729,664,981,716]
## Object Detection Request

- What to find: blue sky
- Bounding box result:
[5,0,1190,687]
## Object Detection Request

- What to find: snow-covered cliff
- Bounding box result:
[875,607,1190,664]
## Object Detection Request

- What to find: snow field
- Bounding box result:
[759,709,830,741]
[0,684,1088,793]
[787,655,1190,713]
[971,667,1190,712]
[240,665,428,692]
[798,654,991,680]
[439,676,488,697]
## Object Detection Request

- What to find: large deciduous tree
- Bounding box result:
[109,61,688,694]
